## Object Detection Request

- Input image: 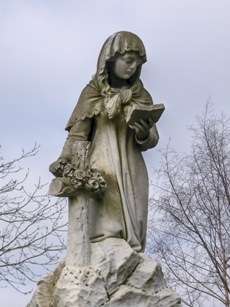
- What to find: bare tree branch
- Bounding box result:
[0,145,67,293]
[148,103,230,306]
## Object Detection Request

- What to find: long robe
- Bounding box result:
[65,81,159,252]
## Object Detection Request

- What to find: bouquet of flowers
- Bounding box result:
[49,157,107,197]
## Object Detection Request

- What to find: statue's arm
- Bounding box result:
[60,119,93,159]
[135,124,159,151]
[49,118,93,175]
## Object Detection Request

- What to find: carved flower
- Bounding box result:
[99,179,107,188]
[74,169,86,180]
[72,181,83,190]
[86,169,93,178]
[63,164,74,176]
[87,178,100,191]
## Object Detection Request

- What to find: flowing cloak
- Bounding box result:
[63,31,159,252]
[65,78,159,252]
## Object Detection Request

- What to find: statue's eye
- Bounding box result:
[124,57,135,65]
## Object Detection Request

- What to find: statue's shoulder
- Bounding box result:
[77,79,100,100]
[65,80,103,131]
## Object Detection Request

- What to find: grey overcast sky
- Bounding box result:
[0,1,229,306]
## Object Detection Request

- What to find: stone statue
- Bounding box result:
[28,31,181,307]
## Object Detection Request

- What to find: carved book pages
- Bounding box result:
[126,103,165,126]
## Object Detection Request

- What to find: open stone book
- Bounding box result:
[126,103,165,126]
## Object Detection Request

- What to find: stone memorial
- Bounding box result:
[28,31,181,307]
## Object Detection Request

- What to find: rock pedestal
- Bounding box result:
[28,238,181,307]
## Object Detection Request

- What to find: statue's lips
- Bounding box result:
[123,70,135,78]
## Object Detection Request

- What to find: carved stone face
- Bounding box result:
[113,51,142,80]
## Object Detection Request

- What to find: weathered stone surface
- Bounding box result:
[127,254,167,295]
[66,195,90,267]
[106,285,153,307]
[53,266,108,307]
[107,286,181,307]
[150,288,182,307]
[27,239,181,307]
[28,262,64,307]
[91,238,141,294]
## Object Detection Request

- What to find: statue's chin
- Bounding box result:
[114,72,135,80]
[121,74,134,80]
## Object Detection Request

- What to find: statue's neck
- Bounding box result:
[108,73,130,89]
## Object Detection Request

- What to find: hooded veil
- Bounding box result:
[64,31,158,252]
[66,31,152,131]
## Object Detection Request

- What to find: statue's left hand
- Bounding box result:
[130,118,154,141]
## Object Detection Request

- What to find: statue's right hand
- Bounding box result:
[49,157,69,177]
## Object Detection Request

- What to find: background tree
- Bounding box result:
[0,145,67,293]
[149,105,230,306]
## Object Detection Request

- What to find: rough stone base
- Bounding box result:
[27,238,181,307]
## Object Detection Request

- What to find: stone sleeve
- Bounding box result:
[59,118,93,160]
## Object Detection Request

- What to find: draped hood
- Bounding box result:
[66,31,153,131]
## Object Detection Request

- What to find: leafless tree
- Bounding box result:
[0,145,67,293]
[148,105,230,306]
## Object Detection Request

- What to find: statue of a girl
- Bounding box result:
[28,32,182,307]
[50,31,161,253]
